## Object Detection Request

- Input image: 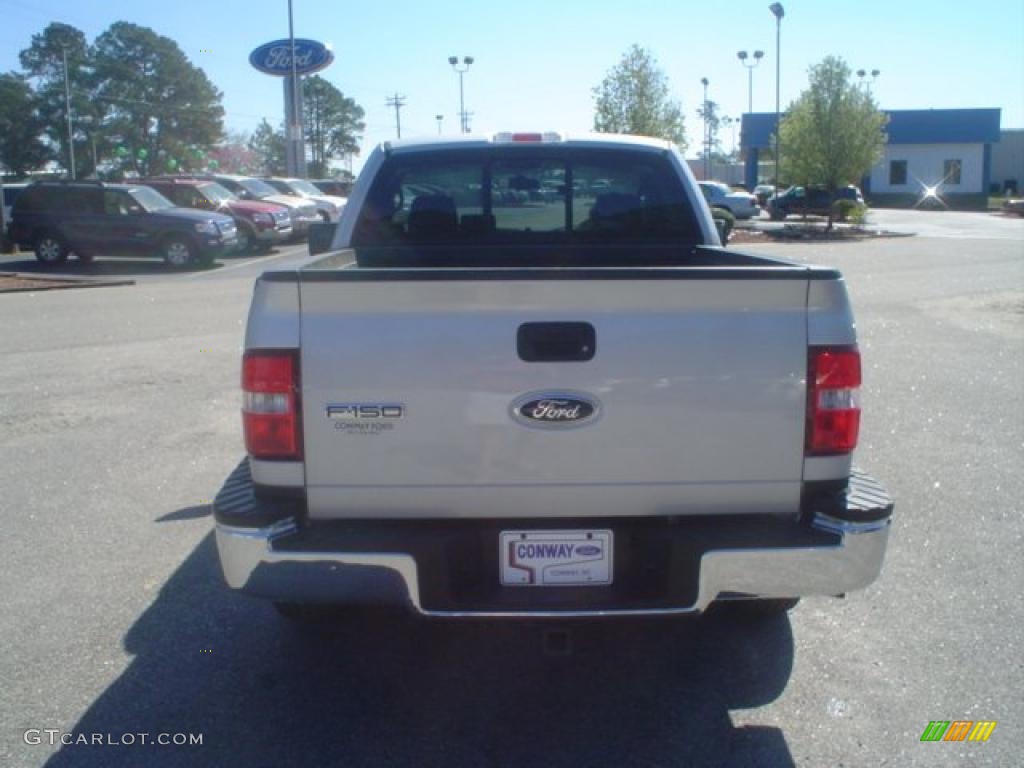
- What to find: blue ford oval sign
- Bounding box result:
[249,39,334,76]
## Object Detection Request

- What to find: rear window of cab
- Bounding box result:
[353,148,701,247]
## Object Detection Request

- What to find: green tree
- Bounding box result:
[302,76,365,177]
[90,22,224,176]
[0,73,52,176]
[18,22,99,176]
[696,99,722,158]
[248,119,286,175]
[592,45,686,148]
[778,56,887,228]
[209,130,258,174]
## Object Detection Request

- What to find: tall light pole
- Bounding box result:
[769,3,784,197]
[435,114,444,135]
[736,49,764,114]
[701,77,709,180]
[856,68,880,95]
[61,45,76,180]
[448,55,474,133]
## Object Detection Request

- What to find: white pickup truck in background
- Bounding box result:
[213,131,893,620]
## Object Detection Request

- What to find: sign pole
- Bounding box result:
[285,0,306,177]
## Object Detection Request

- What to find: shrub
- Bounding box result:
[832,199,861,222]
[848,204,868,229]
[711,206,735,242]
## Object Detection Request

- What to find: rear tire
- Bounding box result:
[34,231,68,265]
[161,236,196,268]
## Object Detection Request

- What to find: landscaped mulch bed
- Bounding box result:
[0,273,134,294]
[729,225,912,244]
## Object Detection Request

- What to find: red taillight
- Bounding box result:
[806,346,861,455]
[511,132,543,142]
[242,350,302,460]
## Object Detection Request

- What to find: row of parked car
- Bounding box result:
[2,176,350,268]
[699,181,867,221]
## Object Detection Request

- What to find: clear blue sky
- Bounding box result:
[2,0,1021,173]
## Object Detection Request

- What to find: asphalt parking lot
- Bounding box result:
[0,211,1022,767]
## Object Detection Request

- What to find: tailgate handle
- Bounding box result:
[517,322,595,362]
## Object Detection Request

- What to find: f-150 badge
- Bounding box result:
[511,392,600,429]
[327,403,403,435]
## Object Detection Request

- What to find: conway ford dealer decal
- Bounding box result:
[249,39,334,76]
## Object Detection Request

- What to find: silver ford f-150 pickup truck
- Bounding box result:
[214,131,893,620]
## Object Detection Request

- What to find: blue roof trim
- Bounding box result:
[741,109,1001,150]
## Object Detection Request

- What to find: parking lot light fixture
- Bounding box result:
[737,49,764,114]
[857,68,881,95]
[769,3,784,198]
[449,56,474,133]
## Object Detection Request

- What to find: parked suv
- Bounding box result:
[204,175,320,240]
[9,181,237,267]
[767,185,866,220]
[141,177,292,253]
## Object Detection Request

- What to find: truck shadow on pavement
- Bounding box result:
[45,530,797,768]
[0,250,262,278]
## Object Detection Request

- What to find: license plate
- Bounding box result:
[499,530,613,587]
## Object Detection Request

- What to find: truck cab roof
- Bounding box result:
[382,132,678,154]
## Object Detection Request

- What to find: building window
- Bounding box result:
[889,160,908,186]
[944,159,962,185]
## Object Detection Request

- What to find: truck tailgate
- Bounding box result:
[298,272,809,519]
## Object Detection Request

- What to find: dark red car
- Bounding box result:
[140,177,292,252]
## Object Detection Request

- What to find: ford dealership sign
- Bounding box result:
[249,39,333,76]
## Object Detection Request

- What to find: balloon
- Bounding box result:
[208,159,219,170]
[137,148,148,159]
[167,158,178,170]
[115,146,128,158]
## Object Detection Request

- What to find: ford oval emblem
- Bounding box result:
[511,392,601,429]
[575,545,602,557]
[249,39,334,77]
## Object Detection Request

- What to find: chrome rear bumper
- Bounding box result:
[215,512,890,617]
